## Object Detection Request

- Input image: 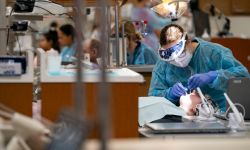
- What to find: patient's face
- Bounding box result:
[179,92,201,116]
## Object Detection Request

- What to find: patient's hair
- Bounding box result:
[90,39,101,57]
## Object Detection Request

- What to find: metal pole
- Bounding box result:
[47,2,88,149]
[97,0,111,149]
[107,6,111,67]
[121,21,125,66]
[73,0,86,118]
[0,0,7,55]
[114,0,120,67]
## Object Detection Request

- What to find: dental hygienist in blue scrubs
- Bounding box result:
[122,21,159,65]
[148,24,250,111]
[58,24,76,63]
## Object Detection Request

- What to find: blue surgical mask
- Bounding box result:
[158,32,187,62]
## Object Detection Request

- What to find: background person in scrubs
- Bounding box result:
[121,21,159,65]
[148,24,249,111]
[39,30,60,54]
[34,30,60,67]
[58,24,76,63]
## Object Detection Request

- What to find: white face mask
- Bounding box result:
[169,51,193,67]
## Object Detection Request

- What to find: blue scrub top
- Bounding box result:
[148,38,250,111]
[127,42,159,65]
[60,44,76,62]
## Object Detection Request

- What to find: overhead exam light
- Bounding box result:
[151,0,189,20]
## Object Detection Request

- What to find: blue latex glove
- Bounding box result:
[168,82,188,100]
[188,71,218,90]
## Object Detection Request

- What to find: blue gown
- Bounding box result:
[60,44,76,62]
[127,42,159,65]
[148,38,250,111]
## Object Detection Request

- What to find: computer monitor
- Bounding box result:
[227,77,250,120]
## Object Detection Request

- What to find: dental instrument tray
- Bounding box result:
[145,122,230,134]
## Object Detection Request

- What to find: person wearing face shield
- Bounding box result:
[148,24,250,111]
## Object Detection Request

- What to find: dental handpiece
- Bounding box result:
[197,87,211,114]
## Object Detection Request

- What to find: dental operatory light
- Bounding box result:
[151,0,190,21]
[14,0,36,13]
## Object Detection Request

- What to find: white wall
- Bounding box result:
[210,16,250,38]
[228,16,250,38]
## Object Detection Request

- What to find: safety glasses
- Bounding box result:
[158,32,187,62]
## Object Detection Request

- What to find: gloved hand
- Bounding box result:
[168,82,188,100]
[188,71,218,90]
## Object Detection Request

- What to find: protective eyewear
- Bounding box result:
[158,32,187,62]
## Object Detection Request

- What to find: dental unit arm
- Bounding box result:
[196,87,211,115]
[0,104,50,150]
[224,93,245,129]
